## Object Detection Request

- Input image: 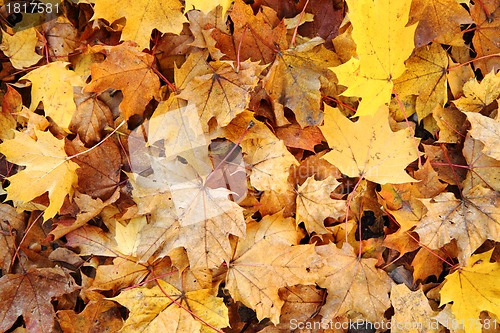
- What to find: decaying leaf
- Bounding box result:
[0,267,79,332]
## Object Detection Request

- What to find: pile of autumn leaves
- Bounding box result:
[0,0,499,332]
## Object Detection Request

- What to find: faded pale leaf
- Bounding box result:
[66,225,118,257]
[464,112,500,160]
[454,71,500,113]
[316,243,392,323]
[296,176,345,234]
[414,186,500,265]
[154,158,245,269]
[226,212,319,324]
[320,105,419,184]
[0,130,78,220]
[244,138,299,193]
[390,284,439,333]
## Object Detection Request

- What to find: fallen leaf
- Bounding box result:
[226,211,319,324]
[57,296,124,333]
[0,130,79,220]
[414,186,500,265]
[440,249,500,333]
[296,176,345,234]
[84,43,160,121]
[471,0,500,75]
[176,59,265,131]
[316,243,393,323]
[0,267,79,332]
[213,0,287,64]
[20,61,84,129]
[69,92,114,146]
[390,284,440,333]
[394,43,448,120]
[263,37,339,127]
[320,105,419,184]
[111,279,229,332]
[0,27,42,69]
[184,0,233,17]
[275,124,324,151]
[462,134,500,192]
[91,0,187,49]
[330,0,416,116]
[409,0,472,47]
[464,111,500,160]
[454,71,500,113]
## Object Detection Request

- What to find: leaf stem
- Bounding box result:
[66,120,126,161]
[291,0,310,48]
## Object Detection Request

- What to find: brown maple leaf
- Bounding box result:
[0,268,79,332]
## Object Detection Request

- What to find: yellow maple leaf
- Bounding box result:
[440,250,500,333]
[319,104,419,184]
[92,0,187,50]
[330,0,416,116]
[112,280,229,332]
[184,0,233,17]
[393,43,449,120]
[0,27,42,69]
[21,62,84,129]
[454,71,500,113]
[0,130,79,220]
